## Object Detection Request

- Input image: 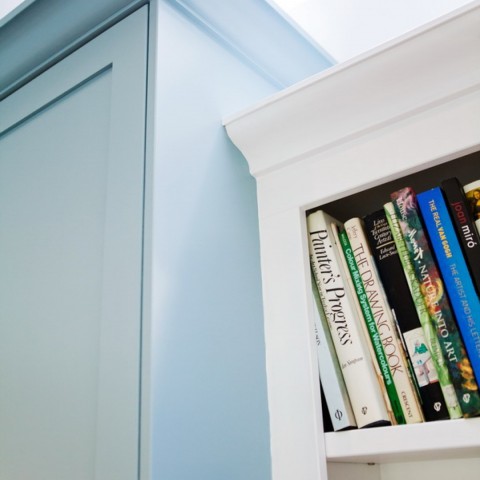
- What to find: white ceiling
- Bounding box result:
[271,0,473,62]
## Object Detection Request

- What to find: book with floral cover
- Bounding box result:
[391,187,480,417]
[364,208,450,421]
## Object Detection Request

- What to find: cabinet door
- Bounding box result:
[0,6,147,480]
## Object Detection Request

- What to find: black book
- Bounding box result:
[320,384,334,433]
[363,209,450,422]
[441,177,480,297]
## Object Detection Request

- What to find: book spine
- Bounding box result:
[307,210,391,428]
[364,209,450,422]
[310,272,357,431]
[391,187,480,417]
[331,223,396,425]
[338,227,405,425]
[441,178,480,298]
[344,217,424,424]
[417,187,480,395]
[463,179,480,236]
[384,202,462,419]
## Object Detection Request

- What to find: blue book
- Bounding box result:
[417,186,480,384]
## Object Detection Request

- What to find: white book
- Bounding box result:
[307,210,391,428]
[344,217,424,424]
[310,273,357,431]
[330,222,396,426]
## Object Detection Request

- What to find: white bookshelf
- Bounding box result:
[326,418,480,464]
[224,2,480,479]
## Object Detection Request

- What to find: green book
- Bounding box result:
[384,202,462,419]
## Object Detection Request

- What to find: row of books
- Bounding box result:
[307,177,480,432]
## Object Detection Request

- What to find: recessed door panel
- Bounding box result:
[0,6,147,480]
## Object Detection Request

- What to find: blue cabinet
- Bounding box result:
[0,6,147,479]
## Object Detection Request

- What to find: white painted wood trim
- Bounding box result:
[224,1,480,178]
[326,418,480,464]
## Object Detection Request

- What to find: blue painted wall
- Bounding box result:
[149,2,332,479]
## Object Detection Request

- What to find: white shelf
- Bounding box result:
[326,418,480,464]
[224,2,480,479]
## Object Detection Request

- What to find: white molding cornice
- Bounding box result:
[224,1,480,178]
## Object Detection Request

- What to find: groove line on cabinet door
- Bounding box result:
[0,64,112,140]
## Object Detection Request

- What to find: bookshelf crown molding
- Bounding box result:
[224,2,480,179]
